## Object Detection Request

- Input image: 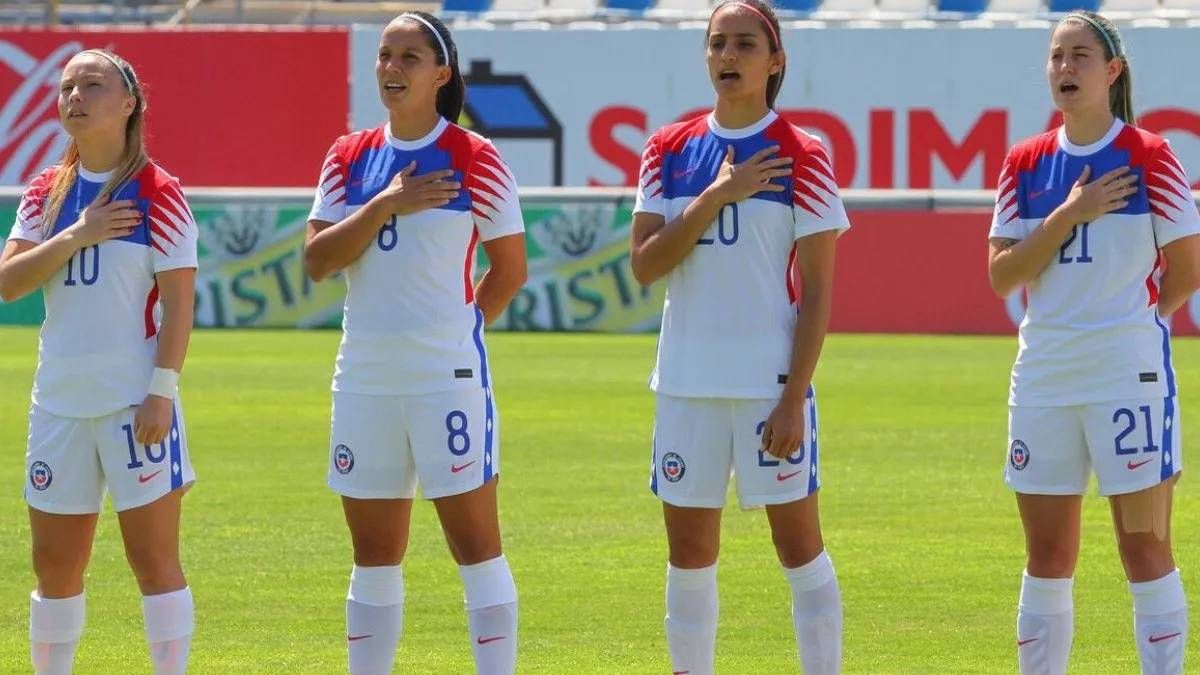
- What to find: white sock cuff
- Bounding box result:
[1019,572,1074,615]
[348,565,405,607]
[142,587,194,643]
[667,563,718,590]
[29,591,85,643]
[1130,569,1187,616]
[783,550,836,592]
[459,555,517,611]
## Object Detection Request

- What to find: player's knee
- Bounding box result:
[126,547,184,593]
[1116,535,1174,581]
[1025,538,1078,577]
[772,535,824,569]
[351,534,407,567]
[667,535,719,568]
[451,539,502,566]
[31,543,87,594]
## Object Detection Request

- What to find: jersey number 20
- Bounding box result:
[697,204,740,246]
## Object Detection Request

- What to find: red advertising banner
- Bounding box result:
[0,28,348,188]
[834,209,1200,336]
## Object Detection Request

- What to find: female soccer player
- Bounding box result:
[988,12,1200,675]
[0,50,198,675]
[629,2,849,672]
[304,12,527,675]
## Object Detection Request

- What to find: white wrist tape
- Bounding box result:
[147,367,179,399]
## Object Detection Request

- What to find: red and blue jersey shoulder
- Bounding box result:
[994,130,1059,225]
[437,124,519,226]
[1113,126,1194,224]
[130,163,196,256]
[317,126,389,211]
[638,115,716,203]
[763,119,841,218]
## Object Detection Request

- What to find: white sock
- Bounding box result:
[1131,569,1188,675]
[142,587,194,675]
[460,555,518,675]
[30,591,85,675]
[346,565,404,675]
[784,551,843,675]
[665,563,718,675]
[1017,572,1073,675]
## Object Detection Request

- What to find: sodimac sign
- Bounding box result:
[0,28,349,188]
[350,25,1200,190]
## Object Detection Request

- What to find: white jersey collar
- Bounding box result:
[1057,118,1124,157]
[707,110,778,140]
[386,117,448,151]
[77,165,114,183]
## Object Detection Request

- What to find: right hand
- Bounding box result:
[375,161,461,217]
[708,145,793,204]
[69,197,141,246]
[1063,165,1138,224]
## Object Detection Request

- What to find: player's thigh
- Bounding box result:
[651,395,734,509]
[24,405,104,515]
[1016,492,1083,577]
[406,386,497,501]
[329,392,416,500]
[1082,396,1181,498]
[28,506,99,596]
[98,401,195,513]
[433,479,502,565]
[1005,405,1089,496]
[342,496,415,567]
[732,394,818,510]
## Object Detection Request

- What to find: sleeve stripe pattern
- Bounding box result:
[319,147,348,208]
[640,140,663,201]
[16,171,53,231]
[793,144,838,218]
[468,145,517,226]
[1146,146,1195,224]
[995,159,1019,225]
[148,182,196,255]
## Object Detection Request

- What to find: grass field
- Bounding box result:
[1,327,1199,674]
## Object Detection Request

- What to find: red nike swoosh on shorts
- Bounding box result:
[137,470,163,484]
[776,469,804,482]
[476,635,505,645]
[451,461,476,474]
[1127,458,1154,470]
[1017,638,1038,647]
[673,671,690,674]
[1149,632,1181,643]
[347,634,373,642]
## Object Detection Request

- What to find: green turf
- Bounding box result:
[1,327,1197,673]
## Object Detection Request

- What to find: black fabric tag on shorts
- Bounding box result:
[777,374,788,384]
[1140,372,1159,383]
[455,368,474,379]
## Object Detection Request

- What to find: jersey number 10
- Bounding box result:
[64,245,100,286]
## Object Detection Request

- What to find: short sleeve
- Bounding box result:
[148,178,199,273]
[792,137,849,240]
[989,150,1031,241]
[309,138,350,224]
[633,131,665,217]
[467,141,524,241]
[1146,142,1200,249]
[8,168,55,245]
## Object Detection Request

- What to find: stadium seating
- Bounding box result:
[4,0,1199,27]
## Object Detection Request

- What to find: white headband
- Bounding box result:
[1065,14,1121,59]
[400,14,449,64]
[80,50,135,91]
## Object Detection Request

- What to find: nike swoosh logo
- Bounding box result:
[347,634,373,642]
[673,671,690,675]
[1017,638,1038,647]
[776,469,804,482]
[672,168,699,180]
[451,461,476,474]
[137,470,163,484]
[476,635,505,645]
[1149,632,1181,643]
[1128,458,1154,470]
[1030,188,1050,199]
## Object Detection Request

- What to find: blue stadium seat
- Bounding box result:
[775,0,824,12]
[443,0,495,12]
[937,0,987,11]
[605,0,656,11]
[1047,0,1098,10]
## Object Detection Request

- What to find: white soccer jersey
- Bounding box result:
[309,118,525,396]
[990,120,1200,406]
[634,111,850,399]
[8,163,199,418]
